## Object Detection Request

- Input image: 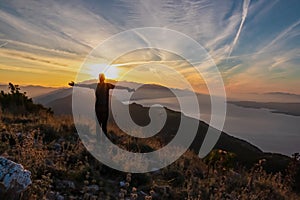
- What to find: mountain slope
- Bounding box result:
[41,92,291,172]
[127,103,291,172]
[34,88,72,105]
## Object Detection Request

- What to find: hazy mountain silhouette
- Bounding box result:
[265,92,300,99]
[229,101,300,116]
[33,80,210,105]
[34,88,72,105]
[0,84,58,98]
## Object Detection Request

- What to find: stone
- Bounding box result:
[0,156,31,195]
[56,180,76,190]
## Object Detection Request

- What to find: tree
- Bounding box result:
[0,83,53,115]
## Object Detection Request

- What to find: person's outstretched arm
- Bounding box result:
[68,81,97,90]
[114,85,135,92]
[107,83,134,92]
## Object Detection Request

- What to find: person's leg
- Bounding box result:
[95,106,109,140]
[95,107,103,139]
[101,111,109,135]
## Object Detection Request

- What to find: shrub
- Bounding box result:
[0,83,53,115]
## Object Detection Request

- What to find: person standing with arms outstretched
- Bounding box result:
[69,73,134,137]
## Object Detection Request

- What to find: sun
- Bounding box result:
[88,64,120,80]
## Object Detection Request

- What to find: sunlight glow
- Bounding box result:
[88,64,120,80]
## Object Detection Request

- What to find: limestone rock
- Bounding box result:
[0,156,31,195]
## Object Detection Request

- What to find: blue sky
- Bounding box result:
[0,0,299,95]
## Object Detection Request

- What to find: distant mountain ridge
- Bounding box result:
[0,84,59,98]
[265,92,300,98]
[34,88,72,105]
[229,101,300,116]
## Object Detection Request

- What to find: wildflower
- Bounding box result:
[130,193,138,199]
[118,192,125,198]
[149,189,155,196]
[132,187,137,193]
[145,195,152,200]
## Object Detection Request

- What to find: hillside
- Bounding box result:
[0,104,299,199]
[37,89,293,173]
[123,102,293,172]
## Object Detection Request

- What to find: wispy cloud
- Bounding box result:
[0,42,8,48]
[0,0,299,93]
[258,19,300,54]
[227,0,251,58]
[0,0,123,54]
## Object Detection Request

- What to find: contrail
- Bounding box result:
[227,0,251,59]
[258,19,300,54]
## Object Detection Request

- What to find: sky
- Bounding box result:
[0,0,299,97]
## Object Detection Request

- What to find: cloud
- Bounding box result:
[0,0,299,94]
[0,39,83,59]
[0,0,123,54]
[227,0,251,58]
[0,42,8,48]
[0,46,82,75]
[258,19,300,54]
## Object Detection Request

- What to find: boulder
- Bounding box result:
[0,156,31,198]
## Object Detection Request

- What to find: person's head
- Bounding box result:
[99,73,105,83]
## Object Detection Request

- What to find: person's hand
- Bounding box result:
[68,81,75,87]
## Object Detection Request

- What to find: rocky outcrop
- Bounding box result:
[0,157,31,198]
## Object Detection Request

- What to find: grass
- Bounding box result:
[0,111,299,199]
